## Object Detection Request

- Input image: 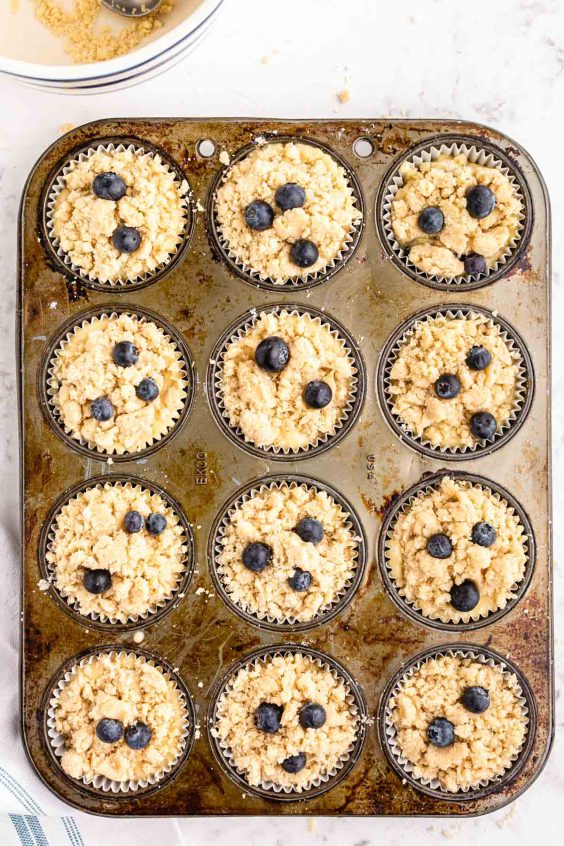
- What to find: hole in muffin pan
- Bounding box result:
[42,645,196,799]
[207,643,368,802]
[377,470,536,632]
[375,133,533,291]
[352,137,374,158]
[38,303,196,464]
[376,303,535,461]
[207,474,367,632]
[39,136,195,293]
[38,474,196,632]
[377,642,537,801]
[206,135,365,292]
[196,138,217,158]
[206,302,367,461]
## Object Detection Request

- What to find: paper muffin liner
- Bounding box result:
[207,644,367,800]
[46,647,194,795]
[379,645,535,799]
[208,136,364,291]
[207,303,366,460]
[378,470,535,631]
[377,304,534,460]
[209,475,367,630]
[39,475,195,629]
[42,139,194,291]
[378,136,531,289]
[41,304,195,462]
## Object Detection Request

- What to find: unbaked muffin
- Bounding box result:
[386,476,528,623]
[388,654,528,792]
[388,312,521,449]
[212,652,358,791]
[52,652,188,785]
[50,313,188,455]
[46,481,188,622]
[218,310,356,451]
[217,482,360,623]
[390,153,522,278]
[51,146,189,283]
[214,141,361,283]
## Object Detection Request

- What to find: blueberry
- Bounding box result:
[91,397,114,422]
[135,377,159,402]
[96,718,123,743]
[112,340,139,367]
[275,182,306,211]
[299,703,326,729]
[124,510,144,533]
[470,411,497,440]
[242,542,272,573]
[434,373,461,400]
[463,253,487,275]
[288,568,312,592]
[83,568,112,594]
[124,722,152,750]
[418,206,444,235]
[254,702,284,734]
[112,225,141,253]
[450,579,480,612]
[244,200,274,231]
[426,533,453,559]
[255,336,290,372]
[146,513,167,536]
[466,185,496,219]
[427,717,455,748]
[92,172,126,201]
[290,239,319,268]
[281,752,306,774]
[461,686,490,714]
[466,346,492,371]
[303,380,333,409]
[294,517,324,545]
[471,521,497,547]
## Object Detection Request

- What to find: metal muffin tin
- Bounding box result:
[18,118,552,817]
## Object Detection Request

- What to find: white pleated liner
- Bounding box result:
[383,476,532,625]
[383,308,529,455]
[45,310,190,457]
[213,479,364,626]
[213,307,361,456]
[381,141,527,286]
[212,141,363,287]
[45,142,192,288]
[47,650,191,794]
[383,648,531,795]
[44,479,192,626]
[210,649,362,795]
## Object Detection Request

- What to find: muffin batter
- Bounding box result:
[51,313,188,455]
[47,482,188,622]
[389,654,528,792]
[212,652,358,791]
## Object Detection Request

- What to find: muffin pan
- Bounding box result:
[18,118,552,816]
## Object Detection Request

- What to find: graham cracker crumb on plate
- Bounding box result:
[59,123,76,135]
[337,89,350,103]
[307,819,317,833]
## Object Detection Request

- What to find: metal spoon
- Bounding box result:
[101,0,164,17]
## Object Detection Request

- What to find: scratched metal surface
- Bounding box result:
[17,118,553,816]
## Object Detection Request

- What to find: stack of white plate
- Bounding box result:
[0,0,225,94]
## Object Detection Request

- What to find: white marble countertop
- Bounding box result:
[0,0,561,842]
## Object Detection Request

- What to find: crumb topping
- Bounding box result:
[215,141,361,283]
[212,653,358,790]
[47,482,187,622]
[390,655,528,791]
[52,147,188,283]
[51,313,187,455]
[387,477,528,623]
[388,313,520,449]
[219,311,355,451]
